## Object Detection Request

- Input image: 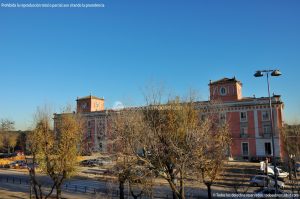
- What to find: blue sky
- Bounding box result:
[0,0,300,130]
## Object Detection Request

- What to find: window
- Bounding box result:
[262,110,270,121]
[263,124,271,135]
[240,126,248,137]
[220,87,227,95]
[265,142,272,155]
[242,142,249,156]
[200,114,206,121]
[219,113,226,122]
[86,130,92,139]
[240,111,247,122]
[99,142,103,149]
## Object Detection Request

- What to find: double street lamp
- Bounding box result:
[254,69,282,194]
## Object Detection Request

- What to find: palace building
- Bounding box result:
[208,77,284,160]
[54,77,284,159]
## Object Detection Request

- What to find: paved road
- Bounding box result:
[0,168,222,198]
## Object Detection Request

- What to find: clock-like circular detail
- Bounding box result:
[220,87,227,96]
[81,102,87,109]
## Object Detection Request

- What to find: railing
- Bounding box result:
[240,133,248,138]
[263,133,272,138]
[0,176,29,185]
[240,118,247,122]
[0,176,199,198]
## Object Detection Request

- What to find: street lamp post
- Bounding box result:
[254,69,282,194]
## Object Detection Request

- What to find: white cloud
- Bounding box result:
[112,101,125,110]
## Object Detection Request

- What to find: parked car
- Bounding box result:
[96,157,113,165]
[268,166,289,178]
[79,159,91,166]
[250,175,285,189]
[9,160,26,168]
[80,159,100,167]
[0,153,17,158]
[295,162,300,172]
[267,173,285,182]
[260,163,289,178]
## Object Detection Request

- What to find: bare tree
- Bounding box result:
[0,119,15,132]
[281,123,300,195]
[191,104,231,199]
[1,133,18,153]
[111,109,154,199]
[128,164,153,199]
[0,119,16,153]
[141,95,231,199]
[0,133,3,149]
[282,124,300,161]
[140,96,201,199]
[111,88,231,199]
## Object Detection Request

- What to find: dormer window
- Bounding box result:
[220,87,227,96]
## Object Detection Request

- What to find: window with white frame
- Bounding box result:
[262,110,270,121]
[263,124,271,135]
[240,111,247,122]
[242,142,249,156]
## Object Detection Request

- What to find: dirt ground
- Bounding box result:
[1,160,298,198]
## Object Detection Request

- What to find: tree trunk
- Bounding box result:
[288,158,292,180]
[173,189,177,199]
[131,194,138,199]
[129,183,143,199]
[179,169,185,199]
[119,180,125,199]
[265,158,268,175]
[56,185,62,199]
[206,183,212,199]
[29,168,42,199]
[171,173,177,199]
